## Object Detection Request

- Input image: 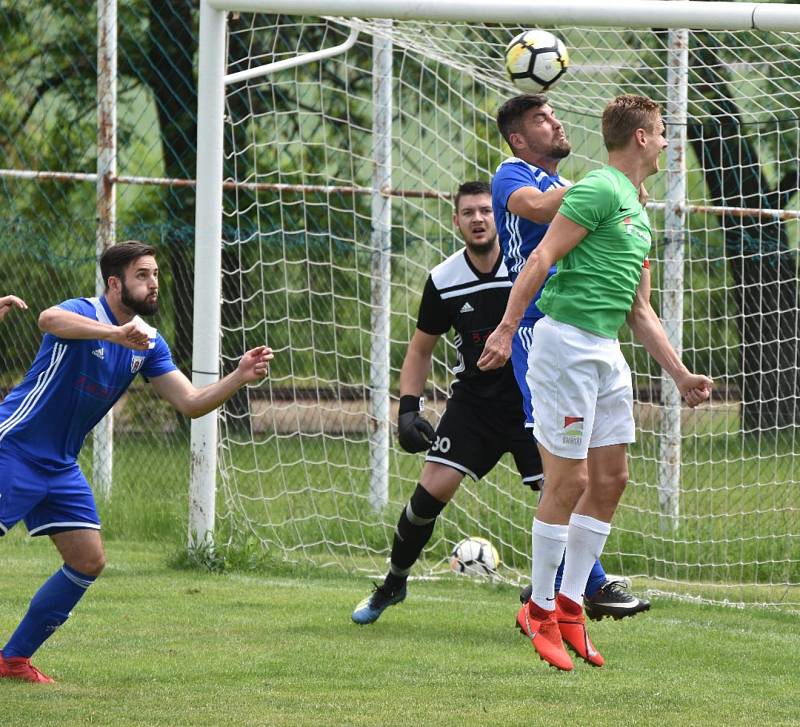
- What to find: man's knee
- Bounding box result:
[419,463,464,502]
[585,467,628,515]
[66,551,105,577]
[595,466,628,495]
[51,529,106,576]
[64,548,106,578]
[542,469,588,510]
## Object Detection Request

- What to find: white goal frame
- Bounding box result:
[190,0,800,548]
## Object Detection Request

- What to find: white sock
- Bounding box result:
[560,513,612,605]
[530,518,568,611]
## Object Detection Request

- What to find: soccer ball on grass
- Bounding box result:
[449,536,500,576]
[505,29,569,92]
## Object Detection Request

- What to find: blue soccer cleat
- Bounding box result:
[351,582,407,625]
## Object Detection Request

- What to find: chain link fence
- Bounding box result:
[0,1,199,542]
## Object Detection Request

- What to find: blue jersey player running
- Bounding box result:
[491,94,650,622]
[0,241,274,683]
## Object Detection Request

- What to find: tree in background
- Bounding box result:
[627,24,800,431]
[687,30,800,431]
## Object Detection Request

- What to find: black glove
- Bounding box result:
[397,395,435,453]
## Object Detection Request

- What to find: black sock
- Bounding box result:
[385,484,446,589]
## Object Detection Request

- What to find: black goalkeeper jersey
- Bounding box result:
[416,247,521,405]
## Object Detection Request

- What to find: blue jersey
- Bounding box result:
[492,157,567,323]
[0,296,176,467]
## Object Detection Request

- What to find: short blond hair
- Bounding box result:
[602,94,661,151]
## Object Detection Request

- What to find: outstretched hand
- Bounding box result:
[0,295,28,322]
[676,372,713,408]
[477,324,514,371]
[236,345,274,384]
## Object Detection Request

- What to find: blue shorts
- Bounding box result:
[0,444,100,537]
[510,320,541,428]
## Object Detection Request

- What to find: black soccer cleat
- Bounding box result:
[583,580,651,621]
[351,582,407,625]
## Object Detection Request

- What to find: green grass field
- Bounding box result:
[1,430,794,723]
[1,535,798,727]
[70,428,800,609]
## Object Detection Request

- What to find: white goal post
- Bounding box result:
[191,0,800,607]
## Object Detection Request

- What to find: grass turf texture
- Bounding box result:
[73,431,800,605]
[1,535,798,727]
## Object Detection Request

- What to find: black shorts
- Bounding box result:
[424,396,543,489]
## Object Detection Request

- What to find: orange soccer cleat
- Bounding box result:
[516,600,573,671]
[0,652,55,684]
[555,593,604,667]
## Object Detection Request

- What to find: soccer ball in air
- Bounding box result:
[505,29,569,92]
[450,537,500,576]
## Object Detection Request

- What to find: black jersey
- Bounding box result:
[416,248,521,405]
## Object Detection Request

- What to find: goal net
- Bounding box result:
[201,4,800,608]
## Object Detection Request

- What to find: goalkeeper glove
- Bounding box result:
[397,395,435,453]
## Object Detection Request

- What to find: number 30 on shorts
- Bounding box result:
[431,435,451,453]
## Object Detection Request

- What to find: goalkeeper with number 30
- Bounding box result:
[350,182,648,626]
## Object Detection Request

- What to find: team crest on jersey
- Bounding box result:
[131,354,145,374]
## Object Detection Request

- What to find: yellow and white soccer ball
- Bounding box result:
[505,29,569,93]
[449,536,500,577]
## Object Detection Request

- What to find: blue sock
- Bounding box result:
[554,552,565,593]
[584,559,607,598]
[554,557,606,597]
[3,564,95,658]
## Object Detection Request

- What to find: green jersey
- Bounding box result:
[537,166,652,339]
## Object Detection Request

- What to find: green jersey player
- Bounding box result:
[479,94,713,671]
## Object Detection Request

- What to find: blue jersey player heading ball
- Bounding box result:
[0,241,274,683]
[490,95,650,626]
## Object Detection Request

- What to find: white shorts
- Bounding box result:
[528,316,635,459]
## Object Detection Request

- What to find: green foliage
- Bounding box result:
[2,10,799,397]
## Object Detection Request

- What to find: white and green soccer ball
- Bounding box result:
[505,29,569,93]
[450,536,500,577]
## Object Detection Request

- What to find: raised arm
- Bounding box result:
[0,295,28,322]
[626,267,713,408]
[507,185,569,224]
[148,345,273,419]
[477,213,588,371]
[38,306,151,350]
